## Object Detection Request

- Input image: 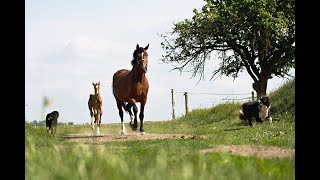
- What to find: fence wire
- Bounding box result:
[171,90,255,119]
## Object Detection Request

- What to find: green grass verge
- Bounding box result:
[26,78,295,180]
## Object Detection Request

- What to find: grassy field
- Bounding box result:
[25,78,295,180]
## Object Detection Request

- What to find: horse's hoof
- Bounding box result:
[131,127,137,131]
[129,122,133,128]
[121,131,126,135]
[132,124,138,130]
[140,131,145,135]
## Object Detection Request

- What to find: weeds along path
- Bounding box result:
[62,132,294,159]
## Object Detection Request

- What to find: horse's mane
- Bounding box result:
[131,47,144,66]
[131,57,137,66]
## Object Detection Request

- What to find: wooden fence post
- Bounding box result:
[184,92,189,115]
[171,89,175,120]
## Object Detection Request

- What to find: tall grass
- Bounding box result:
[26,78,295,180]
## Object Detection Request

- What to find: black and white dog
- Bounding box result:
[46,111,59,135]
[239,96,272,126]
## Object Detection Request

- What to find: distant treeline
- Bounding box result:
[26,120,74,126]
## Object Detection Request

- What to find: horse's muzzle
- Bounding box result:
[141,64,147,73]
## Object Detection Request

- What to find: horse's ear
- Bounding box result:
[98,81,100,85]
[144,44,149,50]
[136,44,139,50]
[92,82,94,85]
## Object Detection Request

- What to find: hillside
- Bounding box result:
[156,77,295,132]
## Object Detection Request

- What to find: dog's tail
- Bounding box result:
[239,110,245,120]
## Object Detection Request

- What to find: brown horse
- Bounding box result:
[88,81,103,134]
[112,44,149,135]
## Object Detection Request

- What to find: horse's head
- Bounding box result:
[92,81,100,95]
[132,44,149,73]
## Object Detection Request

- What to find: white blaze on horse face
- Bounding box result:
[142,52,148,66]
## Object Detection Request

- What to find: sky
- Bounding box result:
[25,0,295,124]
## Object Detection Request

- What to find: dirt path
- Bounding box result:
[200,145,295,159]
[62,132,206,143]
[62,132,294,159]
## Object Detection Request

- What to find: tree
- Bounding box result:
[32,120,38,125]
[38,120,46,126]
[160,0,295,98]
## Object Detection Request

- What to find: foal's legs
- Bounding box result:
[95,109,102,134]
[139,102,146,134]
[96,101,103,134]
[94,110,101,134]
[89,108,95,129]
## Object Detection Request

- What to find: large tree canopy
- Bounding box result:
[160,0,295,98]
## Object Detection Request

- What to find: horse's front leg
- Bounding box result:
[116,100,126,135]
[139,102,146,135]
[126,103,138,131]
[132,103,138,131]
[125,103,134,129]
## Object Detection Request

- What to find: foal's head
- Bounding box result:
[92,82,101,95]
[131,44,149,73]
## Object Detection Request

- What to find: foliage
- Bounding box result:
[68,122,74,125]
[160,0,295,96]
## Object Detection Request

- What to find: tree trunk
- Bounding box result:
[252,76,268,100]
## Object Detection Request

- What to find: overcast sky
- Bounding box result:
[25,0,294,124]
